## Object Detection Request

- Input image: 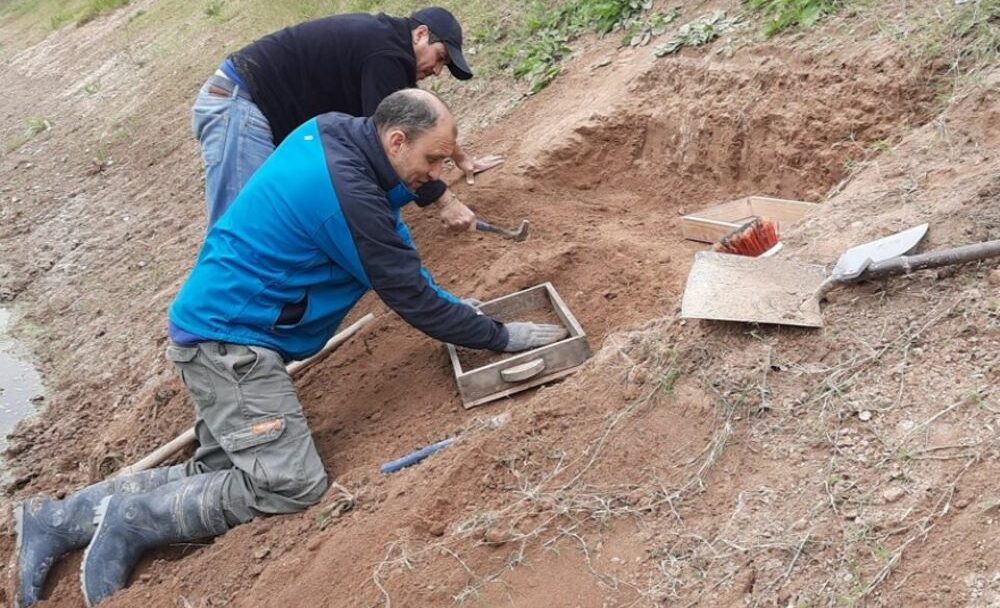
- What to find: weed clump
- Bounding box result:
[77,0,129,26]
[746,0,842,37]
[499,0,653,94]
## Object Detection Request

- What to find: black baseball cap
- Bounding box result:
[411,7,473,80]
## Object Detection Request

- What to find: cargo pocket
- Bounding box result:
[166,343,216,407]
[220,415,308,500]
[219,415,285,452]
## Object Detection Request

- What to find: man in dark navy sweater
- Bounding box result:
[192,6,501,227]
[12,89,564,608]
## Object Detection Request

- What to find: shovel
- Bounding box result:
[681,237,1000,328]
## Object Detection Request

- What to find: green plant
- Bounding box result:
[49,10,71,29]
[77,0,129,26]
[501,0,653,93]
[204,0,223,18]
[944,0,1000,72]
[25,117,52,137]
[622,8,679,46]
[653,10,740,56]
[746,0,843,37]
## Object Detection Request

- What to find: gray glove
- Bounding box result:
[502,322,568,353]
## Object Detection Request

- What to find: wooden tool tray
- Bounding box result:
[446,283,591,409]
[681,195,817,243]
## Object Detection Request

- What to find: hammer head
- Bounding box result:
[511,220,530,242]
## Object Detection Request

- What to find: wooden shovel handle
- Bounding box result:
[816,240,1000,301]
[858,239,1000,281]
[114,313,376,477]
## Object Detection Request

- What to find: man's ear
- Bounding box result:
[412,24,429,45]
[386,129,407,155]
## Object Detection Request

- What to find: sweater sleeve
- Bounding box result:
[414,180,447,207]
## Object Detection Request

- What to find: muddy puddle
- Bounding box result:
[0,308,45,455]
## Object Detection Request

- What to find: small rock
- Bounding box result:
[253,546,271,560]
[858,410,872,422]
[306,535,324,552]
[368,410,382,422]
[484,526,507,544]
[427,521,446,537]
[882,486,905,503]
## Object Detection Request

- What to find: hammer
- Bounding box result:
[475,219,529,242]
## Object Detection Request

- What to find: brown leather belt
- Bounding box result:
[205,74,252,101]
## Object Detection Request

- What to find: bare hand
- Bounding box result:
[456,154,505,185]
[439,195,476,232]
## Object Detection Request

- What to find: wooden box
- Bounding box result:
[446,283,591,409]
[681,195,817,243]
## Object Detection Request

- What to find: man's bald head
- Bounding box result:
[375,89,457,191]
[373,88,456,140]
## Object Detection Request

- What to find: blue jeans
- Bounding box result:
[191,81,275,227]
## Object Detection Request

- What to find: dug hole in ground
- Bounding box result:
[0,0,997,606]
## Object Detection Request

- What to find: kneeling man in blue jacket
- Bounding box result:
[13,88,565,608]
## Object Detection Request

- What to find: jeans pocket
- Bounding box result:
[192,91,231,166]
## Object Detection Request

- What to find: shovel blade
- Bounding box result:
[681,252,827,327]
[832,223,928,280]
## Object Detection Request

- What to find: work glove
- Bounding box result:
[502,322,568,353]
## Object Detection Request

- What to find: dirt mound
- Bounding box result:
[1,1,998,607]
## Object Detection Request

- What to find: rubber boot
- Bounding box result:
[81,471,230,607]
[12,465,188,608]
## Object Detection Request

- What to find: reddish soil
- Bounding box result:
[0,1,998,607]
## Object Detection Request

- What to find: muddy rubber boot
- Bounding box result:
[12,465,188,608]
[80,471,230,607]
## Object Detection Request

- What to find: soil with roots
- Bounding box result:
[0,1,997,607]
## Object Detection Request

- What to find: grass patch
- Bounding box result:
[745,0,842,37]
[497,0,654,94]
[938,0,1000,73]
[3,117,52,153]
[76,0,128,26]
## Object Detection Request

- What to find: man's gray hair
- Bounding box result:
[373,89,447,140]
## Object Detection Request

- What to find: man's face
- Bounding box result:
[386,120,456,191]
[412,25,449,80]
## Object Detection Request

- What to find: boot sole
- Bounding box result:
[80,495,113,608]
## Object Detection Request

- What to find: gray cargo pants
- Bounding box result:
[166,341,329,524]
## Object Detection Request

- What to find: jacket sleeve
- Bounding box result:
[359,52,414,117]
[325,174,509,351]
[414,180,447,207]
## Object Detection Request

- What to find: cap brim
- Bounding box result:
[445,42,473,80]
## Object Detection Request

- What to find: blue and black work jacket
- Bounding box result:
[169,113,509,361]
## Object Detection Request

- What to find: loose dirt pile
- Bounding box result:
[0,1,997,606]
